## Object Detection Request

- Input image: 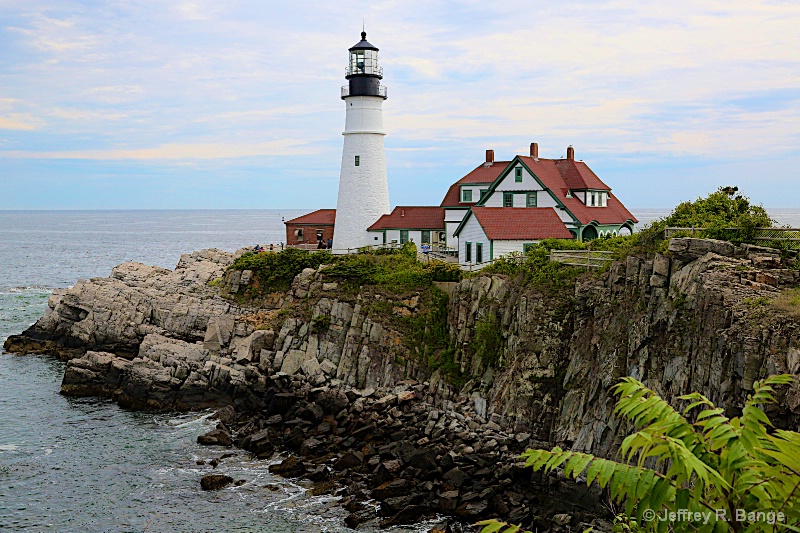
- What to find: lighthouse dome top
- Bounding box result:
[349,31,378,52]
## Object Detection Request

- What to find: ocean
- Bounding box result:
[1,208,799,532]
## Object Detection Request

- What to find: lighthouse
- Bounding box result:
[334,31,391,251]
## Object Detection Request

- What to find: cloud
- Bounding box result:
[0,114,39,130]
[1,139,318,160]
[1,0,799,207]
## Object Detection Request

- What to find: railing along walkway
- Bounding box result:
[549,249,615,269]
[664,227,800,243]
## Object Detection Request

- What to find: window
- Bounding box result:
[526,193,537,207]
[503,192,513,207]
[421,230,430,244]
[476,243,483,263]
[355,155,360,166]
[465,242,472,262]
[295,228,304,241]
[590,192,596,206]
[400,230,409,244]
[523,243,537,253]
[515,167,522,182]
[462,189,472,202]
[479,189,488,201]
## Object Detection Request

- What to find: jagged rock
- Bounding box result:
[200,474,233,491]
[334,451,363,471]
[442,467,468,487]
[269,456,307,478]
[373,478,412,499]
[197,429,232,446]
[317,389,349,414]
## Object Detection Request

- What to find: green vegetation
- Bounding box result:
[773,288,800,318]
[641,186,773,245]
[480,240,589,293]
[310,314,331,333]
[230,247,332,292]
[472,312,504,367]
[478,374,800,533]
[229,243,463,298]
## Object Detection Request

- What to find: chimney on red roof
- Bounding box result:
[485,149,494,163]
[567,145,575,160]
[530,142,539,158]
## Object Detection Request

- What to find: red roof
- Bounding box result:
[284,209,336,226]
[440,161,510,207]
[463,207,574,240]
[553,159,609,190]
[368,206,445,231]
[516,156,638,225]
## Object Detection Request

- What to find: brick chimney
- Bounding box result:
[530,142,539,158]
[485,149,494,163]
[567,145,574,160]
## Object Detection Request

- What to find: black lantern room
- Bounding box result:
[342,32,387,99]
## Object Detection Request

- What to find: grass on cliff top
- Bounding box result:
[229,242,463,296]
[478,237,636,293]
[773,288,800,318]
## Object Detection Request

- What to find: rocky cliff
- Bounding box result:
[5,238,800,530]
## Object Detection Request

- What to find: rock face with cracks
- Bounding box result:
[5,239,800,530]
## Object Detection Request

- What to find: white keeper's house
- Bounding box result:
[285,31,638,266]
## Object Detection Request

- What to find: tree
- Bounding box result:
[477,375,800,533]
[643,186,773,244]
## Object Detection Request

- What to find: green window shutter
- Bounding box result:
[503,192,513,207]
[400,230,409,244]
[462,189,473,202]
[476,243,483,263]
[421,230,430,243]
[527,192,537,207]
[515,167,522,182]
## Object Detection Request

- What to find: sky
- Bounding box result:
[1,0,799,210]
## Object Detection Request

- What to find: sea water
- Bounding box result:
[1,208,798,531]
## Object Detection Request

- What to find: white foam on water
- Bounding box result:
[0,444,19,451]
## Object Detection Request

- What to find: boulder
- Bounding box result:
[269,456,307,478]
[197,428,232,447]
[200,474,233,491]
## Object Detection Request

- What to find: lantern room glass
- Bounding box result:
[348,49,381,76]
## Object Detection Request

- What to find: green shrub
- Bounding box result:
[423,260,463,282]
[481,242,585,294]
[643,186,773,245]
[229,248,332,292]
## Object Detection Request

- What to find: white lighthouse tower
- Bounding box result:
[334,31,390,251]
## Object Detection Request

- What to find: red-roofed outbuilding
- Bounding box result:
[284,209,336,246]
[367,206,445,246]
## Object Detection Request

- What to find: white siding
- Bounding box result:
[457,185,491,204]
[444,209,468,222]
[537,192,557,208]
[492,239,536,258]
[385,229,430,245]
[458,215,489,265]
[481,165,545,207]
[445,221,461,248]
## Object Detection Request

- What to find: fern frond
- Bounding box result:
[474,519,528,533]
